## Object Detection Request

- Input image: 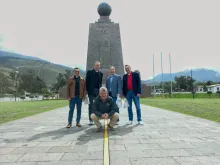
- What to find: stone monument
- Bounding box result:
[86,2,124,85]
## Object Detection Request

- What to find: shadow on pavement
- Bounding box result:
[27,126,89,141]
[26,123,140,145]
[75,123,139,145]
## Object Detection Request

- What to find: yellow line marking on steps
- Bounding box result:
[103,119,110,165]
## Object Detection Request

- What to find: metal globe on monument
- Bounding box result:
[97,2,112,17]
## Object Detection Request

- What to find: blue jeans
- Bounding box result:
[126,90,142,121]
[68,96,82,124]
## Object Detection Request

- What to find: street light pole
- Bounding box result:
[190,69,195,99]
[153,54,155,98]
[15,69,19,102]
[161,53,165,97]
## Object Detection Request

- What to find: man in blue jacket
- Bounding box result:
[106,66,122,123]
[122,65,143,125]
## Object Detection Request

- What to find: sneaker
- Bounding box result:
[89,121,93,125]
[96,126,102,132]
[76,123,81,127]
[138,121,143,125]
[108,124,115,131]
[66,124,72,128]
[127,121,133,125]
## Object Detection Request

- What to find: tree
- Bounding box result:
[18,69,46,94]
[174,76,195,91]
[206,81,214,86]
[0,72,11,96]
[52,72,68,91]
[64,69,73,80]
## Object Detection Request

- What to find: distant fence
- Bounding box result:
[0,94,60,102]
[152,92,220,98]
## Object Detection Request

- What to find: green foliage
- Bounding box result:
[206,81,214,86]
[20,96,25,100]
[174,75,195,91]
[52,69,73,91]
[18,69,47,94]
[216,91,220,97]
[207,91,212,98]
[0,57,85,87]
[0,72,11,95]
[29,95,34,99]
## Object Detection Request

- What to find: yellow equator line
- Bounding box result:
[103,119,110,165]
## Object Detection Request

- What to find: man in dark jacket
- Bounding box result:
[90,87,119,132]
[122,65,143,125]
[86,61,103,125]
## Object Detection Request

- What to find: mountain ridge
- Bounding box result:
[143,68,220,85]
[1,50,220,85]
[0,50,86,86]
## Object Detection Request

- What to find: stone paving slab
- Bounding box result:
[1,104,220,164]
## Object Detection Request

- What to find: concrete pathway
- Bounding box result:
[0,103,220,165]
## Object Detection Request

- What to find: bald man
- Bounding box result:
[106,66,122,123]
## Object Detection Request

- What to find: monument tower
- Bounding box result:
[86,2,124,85]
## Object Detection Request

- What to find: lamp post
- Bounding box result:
[191,69,195,99]
[15,69,19,102]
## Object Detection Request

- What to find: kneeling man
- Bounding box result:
[90,87,119,132]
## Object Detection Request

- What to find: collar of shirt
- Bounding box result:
[127,72,132,76]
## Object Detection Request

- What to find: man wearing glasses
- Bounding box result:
[66,67,86,128]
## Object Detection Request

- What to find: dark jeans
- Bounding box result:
[68,96,82,124]
[126,90,142,121]
[88,95,96,122]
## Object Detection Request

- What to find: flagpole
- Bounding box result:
[153,54,155,98]
[169,53,173,98]
[161,52,164,98]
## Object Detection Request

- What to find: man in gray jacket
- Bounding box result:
[90,87,119,132]
[106,66,122,122]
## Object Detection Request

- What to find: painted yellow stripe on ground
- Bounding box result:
[103,119,110,165]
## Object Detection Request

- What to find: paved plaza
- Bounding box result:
[0,103,220,165]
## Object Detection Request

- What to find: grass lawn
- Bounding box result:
[141,98,220,123]
[0,100,68,124]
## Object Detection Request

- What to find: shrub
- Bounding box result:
[216,91,220,97]
[20,96,25,100]
[207,91,212,98]
[29,95,34,98]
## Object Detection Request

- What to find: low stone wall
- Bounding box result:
[140,84,152,98]
[59,86,67,99]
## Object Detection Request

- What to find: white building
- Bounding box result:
[207,84,220,93]
[195,86,204,93]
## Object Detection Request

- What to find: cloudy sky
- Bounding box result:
[0,0,220,79]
